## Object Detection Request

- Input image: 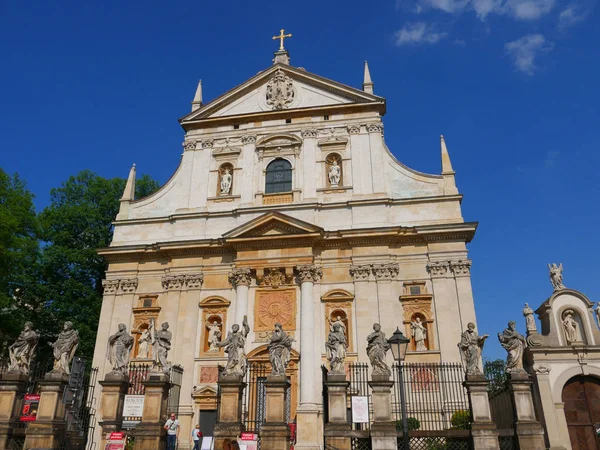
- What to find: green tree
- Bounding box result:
[484,358,507,393]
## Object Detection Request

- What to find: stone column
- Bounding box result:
[24,372,69,450]
[295,264,323,450]
[261,375,291,450]
[372,263,399,336]
[507,372,546,450]
[133,372,170,450]
[228,268,252,326]
[350,265,374,363]
[463,374,500,450]
[240,135,257,206]
[214,374,246,450]
[369,375,396,450]
[0,372,29,450]
[98,372,129,450]
[161,274,185,348]
[427,261,459,358]
[324,373,351,450]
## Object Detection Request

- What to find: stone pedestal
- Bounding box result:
[24,372,69,450]
[507,372,546,450]
[464,374,500,450]
[369,375,396,450]
[214,374,246,450]
[133,372,170,450]
[324,373,351,450]
[0,372,28,450]
[260,375,290,450]
[98,372,129,450]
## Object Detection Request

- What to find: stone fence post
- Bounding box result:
[98,372,129,449]
[369,374,397,450]
[324,373,351,450]
[507,372,546,449]
[0,372,28,450]
[214,374,246,450]
[133,372,170,450]
[463,374,500,450]
[260,375,290,450]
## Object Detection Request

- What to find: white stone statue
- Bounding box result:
[206,320,222,352]
[523,303,537,334]
[548,263,565,291]
[108,323,134,375]
[326,322,347,374]
[595,302,600,328]
[497,321,526,373]
[220,168,232,196]
[50,321,79,375]
[218,316,250,377]
[458,322,488,375]
[8,322,38,374]
[328,160,341,187]
[268,323,293,376]
[411,317,428,351]
[150,320,172,374]
[328,315,347,341]
[137,328,151,359]
[366,323,391,377]
[562,310,580,344]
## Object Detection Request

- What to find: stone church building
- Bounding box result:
[92,40,479,449]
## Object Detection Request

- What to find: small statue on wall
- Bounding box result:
[137,328,151,358]
[268,322,293,376]
[8,322,38,374]
[50,321,79,375]
[497,321,526,373]
[326,322,348,374]
[458,322,488,376]
[411,317,428,351]
[220,167,233,196]
[366,323,391,377]
[595,302,600,328]
[150,319,172,374]
[328,159,341,187]
[108,323,134,375]
[218,316,250,377]
[523,303,537,334]
[548,263,565,291]
[206,320,222,352]
[562,310,580,344]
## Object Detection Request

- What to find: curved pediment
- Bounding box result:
[222,212,323,240]
[256,133,302,149]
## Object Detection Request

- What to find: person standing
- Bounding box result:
[190,424,202,450]
[164,413,180,450]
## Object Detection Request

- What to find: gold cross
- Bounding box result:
[272,29,292,51]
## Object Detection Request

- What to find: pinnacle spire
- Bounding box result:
[363,61,374,94]
[440,135,454,174]
[121,163,136,201]
[191,80,203,112]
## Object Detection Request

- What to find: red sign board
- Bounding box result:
[20,394,40,422]
[108,432,125,440]
[240,432,258,441]
[105,432,126,450]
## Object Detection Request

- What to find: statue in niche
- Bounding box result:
[328,314,347,341]
[150,319,172,374]
[326,322,348,374]
[220,167,232,196]
[497,321,526,373]
[562,310,580,344]
[268,323,293,376]
[523,303,537,334]
[411,317,428,351]
[328,159,341,187]
[548,263,565,291]
[218,316,250,377]
[137,328,151,358]
[50,321,80,375]
[8,322,38,374]
[206,320,222,352]
[108,323,134,375]
[366,323,391,377]
[458,322,488,375]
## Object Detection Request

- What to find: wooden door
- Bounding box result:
[562,376,600,450]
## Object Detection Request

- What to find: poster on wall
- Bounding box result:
[105,431,126,450]
[200,436,214,450]
[20,394,40,422]
[351,396,369,423]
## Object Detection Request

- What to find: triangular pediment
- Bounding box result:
[222,212,324,240]
[180,64,384,124]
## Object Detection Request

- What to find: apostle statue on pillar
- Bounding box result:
[268,322,293,376]
[326,322,348,374]
[458,322,488,376]
[150,319,172,374]
[218,316,250,377]
[50,321,79,375]
[366,323,391,377]
[497,321,527,373]
[107,323,134,375]
[8,322,38,374]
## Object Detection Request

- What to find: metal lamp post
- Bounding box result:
[388,327,411,450]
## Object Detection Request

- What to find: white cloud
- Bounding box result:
[418,0,470,13]
[472,0,504,19]
[505,34,553,75]
[558,4,589,30]
[411,0,556,20]
[394,22,449,45]
[506,0,555,19]
[544,150,560,168]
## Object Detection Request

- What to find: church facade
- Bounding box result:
[92,41,479,449]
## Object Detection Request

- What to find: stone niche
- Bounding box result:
[400,281,435,352]
[321,289,354,352]
[199,297,231,356]
[132,295,161,360]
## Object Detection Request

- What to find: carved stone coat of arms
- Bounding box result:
[266,69,295,110]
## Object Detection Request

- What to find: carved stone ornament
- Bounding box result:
[228,268,252,287]
[265,69,295,110]
[449,260,472,276]
[182,140,197,151]
[295,265,323,283]
[533,364,551,375]
[162,275,186,291]
[372,263,399,280]
[301,129,318,139]
[242,135,257,144]
[201,140,214,149]
[426,261,449,277]
[347,125,361,135]
[366,123,383,134]
[102,279,120,294]
[120,279,138,294]
[349,265,371,281]
[261,268,291,288]
[185,273,204,289]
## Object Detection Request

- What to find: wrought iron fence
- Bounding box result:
[348,363,372,431]
[243,363,269,433]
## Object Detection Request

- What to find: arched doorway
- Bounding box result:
[562,375,600,449]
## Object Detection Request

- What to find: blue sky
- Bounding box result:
[1,0,598,359]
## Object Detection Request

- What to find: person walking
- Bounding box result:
[190,424,202,450]
[164,413,180,450]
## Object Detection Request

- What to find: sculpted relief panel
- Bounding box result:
[254,288,297,332]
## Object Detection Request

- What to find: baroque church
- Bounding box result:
[91,33,479,449]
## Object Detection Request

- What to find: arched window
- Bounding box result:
[265,159,292,194]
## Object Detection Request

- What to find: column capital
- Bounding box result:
[119,278,138,294]
[241,134,256,144]
[449,259,472,276]
[372,263,399,281]
[162,274,186,291]
[295,264,323,283]
[102,279,120,295]
[426,261,450,278]
[349,264,371,281]
[228,268,252,287]
[184,273,204,289]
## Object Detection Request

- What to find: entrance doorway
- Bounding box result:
[562,375,600,450]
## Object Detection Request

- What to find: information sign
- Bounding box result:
[122,395,145,417]
[20,394,40,422]
[351,396,369,423]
